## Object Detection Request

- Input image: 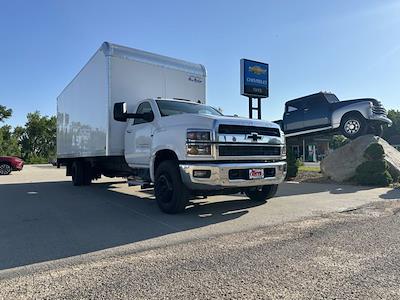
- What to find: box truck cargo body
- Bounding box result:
[57,42,206,158]
[57,42,286,213]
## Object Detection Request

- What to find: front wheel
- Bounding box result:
[340,114,367,139]
[0,163,12,175]
[245,185,278,202]
[154,160,189,214]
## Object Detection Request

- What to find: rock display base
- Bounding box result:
[321,135,400,182]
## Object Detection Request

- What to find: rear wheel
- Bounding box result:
[245,184,278,202]
[340,114,367,139]
[0,163,12,175]
[154,160,189,214]
[71,161,92,186]
[71,161,84,186]
[82,162,92,185]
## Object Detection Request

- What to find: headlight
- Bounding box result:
[281,145,287,156]
[187,131,211,141]
[187,144,211,155]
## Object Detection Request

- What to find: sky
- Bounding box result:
[1,0,400,127]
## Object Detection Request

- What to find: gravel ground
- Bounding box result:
[1,200,400,300]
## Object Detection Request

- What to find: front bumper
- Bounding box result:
[12,161,24,171]
[179,161,286,190]
[369,114,392,126]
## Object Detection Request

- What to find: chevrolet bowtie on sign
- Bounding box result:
[240,59,269,98]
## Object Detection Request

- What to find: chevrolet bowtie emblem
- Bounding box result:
[247,132,262,142]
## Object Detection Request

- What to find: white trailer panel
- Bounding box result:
[57,50,108,158]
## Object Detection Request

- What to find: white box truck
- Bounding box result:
[57,42,287,213]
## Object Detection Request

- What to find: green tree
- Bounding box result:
[329,135,349,150]
[383,109,400,140]
[286,148,300,179]
[0,105,12,123]
[20,111,56,162]
[0,106,21,156]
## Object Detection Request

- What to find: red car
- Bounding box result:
[0,156,24,175]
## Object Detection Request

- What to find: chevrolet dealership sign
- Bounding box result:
[240,59,269,98]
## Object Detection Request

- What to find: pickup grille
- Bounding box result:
[219,145,281,157]
[372,104,387,115]
[218,125,280,137]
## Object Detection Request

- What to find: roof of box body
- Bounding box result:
[101,42,206,77]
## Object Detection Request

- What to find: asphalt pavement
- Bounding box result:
[0,165,399,299]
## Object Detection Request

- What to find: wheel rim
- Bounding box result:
[344,119,360,135]
[0,164,11,175]
[156,174,173,204]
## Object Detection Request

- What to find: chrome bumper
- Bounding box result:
[179,161,286,190]
[369,114,392,126]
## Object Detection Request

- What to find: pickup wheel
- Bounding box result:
[0,163,12,175]
[340,114,367,139]
[154,160,189,214]
[71,161,85,186]
[245,184,278,202]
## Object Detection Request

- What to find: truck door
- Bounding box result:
[284,101,304,132]
[303,95,330,129]
[124,101,155,167]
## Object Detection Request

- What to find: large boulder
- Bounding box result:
[321,135,400,182]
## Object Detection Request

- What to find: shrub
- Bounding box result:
[355,167,392,186]
[286,148,300,179]
[364,143,384,160]
[355,160,387,174]
[355,143,392,186]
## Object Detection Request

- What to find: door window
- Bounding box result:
[286,102,302,113]
[134,102,153,125]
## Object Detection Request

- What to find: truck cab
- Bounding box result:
[114,98,286,213]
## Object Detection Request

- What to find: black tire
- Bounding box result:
[245,184,278,202]
[0,163,12,175]
[71,161,85,186]
[154,160,189,214]
[82,162,92,186]
[340,113,368,139]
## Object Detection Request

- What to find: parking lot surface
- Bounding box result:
[1,165,399,299]
[0,165,397,271]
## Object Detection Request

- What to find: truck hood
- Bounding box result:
[332,98,379,109]
[157,113,281,131]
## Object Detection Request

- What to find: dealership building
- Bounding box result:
[286,134,331,162]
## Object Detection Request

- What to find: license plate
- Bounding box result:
[249,168,264,179]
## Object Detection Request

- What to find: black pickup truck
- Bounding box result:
[277,92,392,139]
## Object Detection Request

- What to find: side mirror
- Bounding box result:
[114,102,127,122]
[142,112,154,122]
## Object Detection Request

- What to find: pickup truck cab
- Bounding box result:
[281,92,392,139]
[57,42,287,214]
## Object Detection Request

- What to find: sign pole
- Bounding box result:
[257,98,261,119]
[248,97,253,119]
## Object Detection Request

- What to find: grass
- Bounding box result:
[298,165,321,172]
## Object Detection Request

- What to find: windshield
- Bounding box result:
[156,100,223,117]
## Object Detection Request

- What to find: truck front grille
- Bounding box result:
[218,125,280,137]
[219,145,281,157]
[372,105,387,115]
